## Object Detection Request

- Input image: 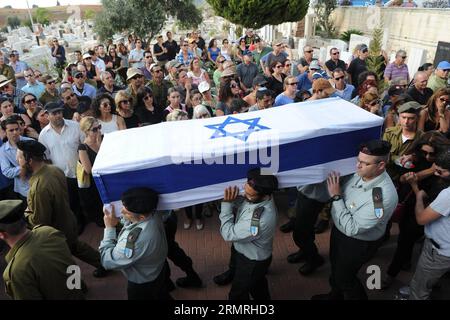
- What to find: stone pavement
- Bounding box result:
[1,192,449,300]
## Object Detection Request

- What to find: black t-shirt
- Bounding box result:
[136,106,164,125]
[153,43,168,62]
[267,74,286,97]
[407,86,434,105]
[164,40,179,61]
[266,53,287,70]
[63,104,77,120]
[325,59,347,72]
[347,57,367,87]
[197,37,206,51]
[122,113,140,129]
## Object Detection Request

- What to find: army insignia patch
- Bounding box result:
[124,247,133,258]
[374,208,384,219]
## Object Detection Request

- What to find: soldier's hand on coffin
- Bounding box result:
[103,205,119,228]
[327,171,341,197]
[223,186,239,202]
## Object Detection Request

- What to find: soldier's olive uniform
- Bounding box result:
[3,225,84,300]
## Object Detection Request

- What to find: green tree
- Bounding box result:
[7,16,21,29]
[94,0,202,43]
[35,8,51,25]
[314,0,336,38]
[206,0,309,29]
[367,25,386,90]
[84,9,96,20]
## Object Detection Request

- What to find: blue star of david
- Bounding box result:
[204,116,270,142]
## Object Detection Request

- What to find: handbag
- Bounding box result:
[76,160,90,189]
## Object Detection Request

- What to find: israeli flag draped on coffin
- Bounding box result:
[92,97,383,210]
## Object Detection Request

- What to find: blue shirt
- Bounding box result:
[274,93,295,107]
[177,51,194,67]
[0,140,13,190]
[296,72,312,92]
[0,136,33,197]
[9,60,28,90]
[333,83,355,101]
[72,83,97,99]
[22,81,46,99]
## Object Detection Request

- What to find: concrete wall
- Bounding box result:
[332,7,450,62]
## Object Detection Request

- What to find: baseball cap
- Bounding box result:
[252,75,268,87]
[126,68,144,81]
[360,44,369,52]
[198,81,210,94]
[437,61,450,70]
[312,72,324,80]
[397,101,422,114]
[72,69,83,78]
[44,101,65,113]
[9,50,19,56]
[309,60,321,71]
[82,53,91,60]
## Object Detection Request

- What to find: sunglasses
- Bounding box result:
[143,95,153,101]
[368,100,380,106]
[287,82,298,86]
[401,56,407,59]
[120,100,131,105]
[25,98,37,104]
[439,97,449,104]
[35,74,42,77]
[153,69,162,73]
[65,93,75,101]
[101,102,111,107]
[24,74,33,78]
[84,57,92,60]
[332,52,340,55]
[275,65,283,69]
[145,56,152,59]
[285,64,292,67]
[75,74,84,79]
[47,80,56,85]
[217,60,225,63]
[305,50,313,53]
[132,75,144,79]
[334,76,345,81]
[91,125,102,133]
[230,83,239,88]
[362,49,368,53]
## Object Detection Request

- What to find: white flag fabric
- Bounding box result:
[92,97,383,210]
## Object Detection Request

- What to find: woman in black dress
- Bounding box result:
[78,116,104,227]
[115,90,140,129]
[135,86,164,125]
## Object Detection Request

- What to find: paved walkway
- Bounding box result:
[1,192,449,300]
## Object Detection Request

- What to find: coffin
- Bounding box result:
[92,97,383,211]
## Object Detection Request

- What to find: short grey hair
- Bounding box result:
[100,71,112,82]
[192,105,211,119]
[166,109,188,122]
[396,50,407,57]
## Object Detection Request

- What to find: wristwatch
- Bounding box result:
[331,194,342,201]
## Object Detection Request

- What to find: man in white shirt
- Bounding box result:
[38,102,85,233]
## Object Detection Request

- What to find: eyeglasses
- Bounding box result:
[91,125,102,133]
[357,158,381,166]
[64,93,75,101]
[275,65,283,69]
[25,98,37,104]
[101,102,111,107]
[334,76,345,81]
[287,82,298,86]
[368,99,380,106]
[143,95,153,101]
[120,100,131,105]
[332,52,340,55]
[230,83,239,88]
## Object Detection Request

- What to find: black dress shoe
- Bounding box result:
[298,255,325,275]
[287,250,306,264]
[93,266,109,278]
[176,275,203,288]
[213,270,234,286]
[280,219,295,233]
[314,219,329,234]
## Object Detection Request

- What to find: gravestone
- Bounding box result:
[407,47,427,80]
[349,34,371,55]
[433,42,450,67]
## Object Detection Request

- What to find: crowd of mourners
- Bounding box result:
[0,27,449,301]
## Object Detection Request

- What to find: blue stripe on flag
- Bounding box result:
[94,126,381,203]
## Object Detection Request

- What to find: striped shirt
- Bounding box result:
[384,62,409,82]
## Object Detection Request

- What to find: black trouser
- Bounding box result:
[228,249,272,300]
[329,226,382,300]
[127,263,173,300]
[387,211,424,277]
[164,212,196,277]
[66,178,85,228]
[0,185,16,201]
[68,239,102,269]
[292,192,326,259]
